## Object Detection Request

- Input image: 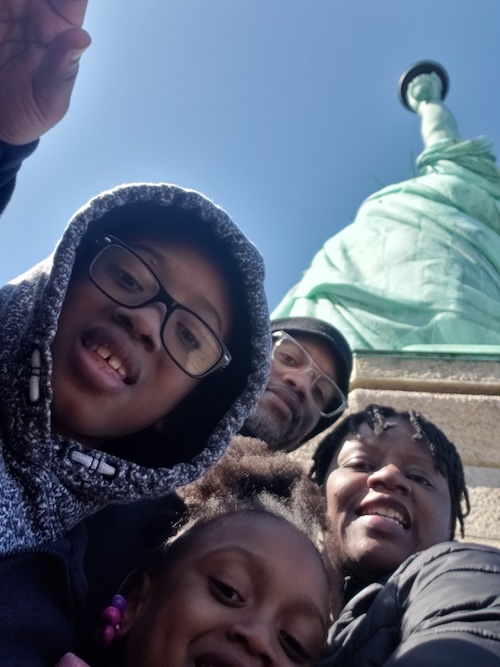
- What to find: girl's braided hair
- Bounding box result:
[311,404,470,538]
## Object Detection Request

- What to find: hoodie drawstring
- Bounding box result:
[69,449,116,478]
[29,347,41,403]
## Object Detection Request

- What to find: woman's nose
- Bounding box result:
[114,304,164,353]
[367,463,411,495]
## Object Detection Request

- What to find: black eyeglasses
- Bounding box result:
[88,236,231,378]
[272,331,347,418]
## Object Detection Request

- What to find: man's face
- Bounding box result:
[324,418,452,584]
[244,332,338,451]
[50,237,232,446]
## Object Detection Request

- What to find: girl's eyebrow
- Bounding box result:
[132,242,224,333]
[194,296,224,333]
[129,243,171,283]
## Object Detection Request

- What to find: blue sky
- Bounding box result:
[2,0,500,310]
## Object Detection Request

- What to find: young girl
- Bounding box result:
[60,439,339,667]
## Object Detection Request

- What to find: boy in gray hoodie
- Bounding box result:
[0,2,270,663]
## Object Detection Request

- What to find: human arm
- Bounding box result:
[322,542,500,667]
[0,0,90,212]
[383,542,500,666]
[0,0,90,146]
[0,140,39,213]
[0,525,88,667]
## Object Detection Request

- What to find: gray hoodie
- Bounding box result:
[0,182,270,555]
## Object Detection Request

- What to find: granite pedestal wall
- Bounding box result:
[294,350,500,548]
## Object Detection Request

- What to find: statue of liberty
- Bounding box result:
[273,62,500,352]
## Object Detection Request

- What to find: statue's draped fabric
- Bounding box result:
[273,87,500,351]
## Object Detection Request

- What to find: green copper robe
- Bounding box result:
[273,72,500,352]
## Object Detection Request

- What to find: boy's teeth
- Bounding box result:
[92,345,126,378]
[95,345,111,360]
[108,356,121,370]
[108,355,127,377]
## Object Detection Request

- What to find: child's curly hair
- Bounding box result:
[178,436,328,549]
[155,436,326,553]
[143,437,339,608]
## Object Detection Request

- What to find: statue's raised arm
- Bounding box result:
[402,62,460,145]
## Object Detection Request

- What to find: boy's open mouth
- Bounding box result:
[88,342,127,379]
[81,328,139,385]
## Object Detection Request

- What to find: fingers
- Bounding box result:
[49,0,90,28]
[34,26,91,125]
[55,653,91,667]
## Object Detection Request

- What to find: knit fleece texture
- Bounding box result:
[0,181,270,555]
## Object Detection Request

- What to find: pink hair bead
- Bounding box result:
[96,593,128,646]
[101,606,121,625]
[101,624,117,646]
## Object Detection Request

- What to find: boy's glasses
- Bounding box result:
[89,236,232,378]
[271,331,347,418]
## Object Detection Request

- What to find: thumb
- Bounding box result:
[34,27,91,124]
[55,652,90,667]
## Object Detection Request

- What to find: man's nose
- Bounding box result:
[367,463,412,495]
[281,365,316,400]
[114,304,165,352]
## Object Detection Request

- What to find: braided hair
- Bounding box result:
[311,404,470,538]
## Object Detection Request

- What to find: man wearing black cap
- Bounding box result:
[241,317,353,452]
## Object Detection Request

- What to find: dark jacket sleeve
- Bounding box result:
[323,542,500,667]
[0,524,88,667]
[0,140,39,214]
[385,542,500,666]
[79,493,187,662]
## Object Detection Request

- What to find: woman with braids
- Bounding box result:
[58,438,341,667]
[311,404,500,666]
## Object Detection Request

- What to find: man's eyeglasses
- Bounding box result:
[271,331,347,418]
[88,236,231,378]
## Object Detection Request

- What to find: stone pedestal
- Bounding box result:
[295,350,500,548]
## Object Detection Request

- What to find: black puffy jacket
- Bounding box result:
[320,541,500,666]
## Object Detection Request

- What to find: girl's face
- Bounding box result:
[324,418,452,583]
[51,238,232,445]
[122,512,330,667]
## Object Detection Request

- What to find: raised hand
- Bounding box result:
[0,0,90,145]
